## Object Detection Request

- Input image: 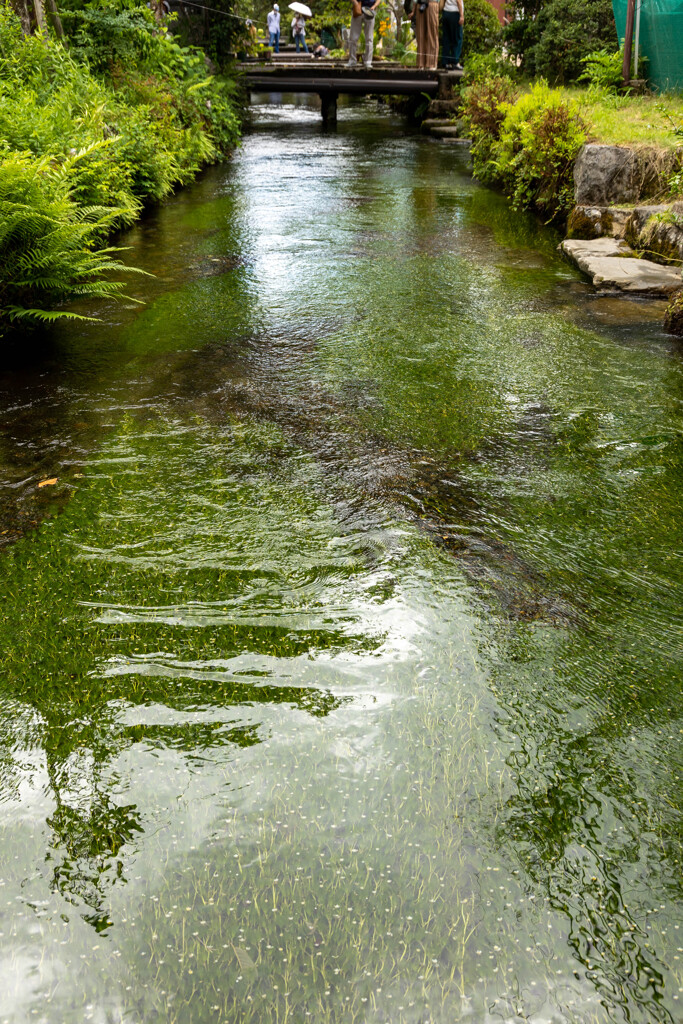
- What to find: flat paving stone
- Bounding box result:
[585,257,682,294]
[560,238,632,268]
[560,238,682,294]
[421,118,455,132]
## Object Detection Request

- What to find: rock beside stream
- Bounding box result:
[664,291,683,336]
[559,238,682,295]
[574,144,681,206]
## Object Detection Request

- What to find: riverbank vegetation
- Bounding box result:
[457,0,683,221]
[0,1,241,333]
[562,88,683,149]
[460,68,683,223]
[461,76,587,222]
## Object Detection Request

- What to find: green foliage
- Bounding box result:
[494,83,587,217]
[668,170,683,197]
[505,0,617,83]
[658,104,683,139]
[462,79,587,221]
[464,49,517,84]
[579,47,625,93]
[169,0,242,69]
[462,0,502,59]
[0,0,240,333]
[664,289,683,335]
[0,151,139,327]
[58,0,161,73]
[461,75,519,182]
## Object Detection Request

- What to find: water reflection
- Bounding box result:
[0,98,681,1023]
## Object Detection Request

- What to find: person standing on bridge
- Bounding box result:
[347,0,380,70]
[440,0,464,70]
[267,4,281,53]
[291,13,309,52]
[410,0,439,70]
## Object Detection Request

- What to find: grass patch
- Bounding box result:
[561,87,683,148]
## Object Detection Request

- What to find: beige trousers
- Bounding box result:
[349,11,375,67]
[415,3,439,70]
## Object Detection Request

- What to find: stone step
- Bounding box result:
[421,118,454,132]
[430,125,461,139]
[559,238,682,295]
[427,99,460,116]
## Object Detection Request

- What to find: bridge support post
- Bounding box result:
[320,92,338,125]
[437,72,459,100]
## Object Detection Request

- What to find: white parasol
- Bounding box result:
[288,2,312,15]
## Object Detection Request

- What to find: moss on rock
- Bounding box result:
[664,290,683,336]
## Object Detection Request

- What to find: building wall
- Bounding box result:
[487,0,507,25]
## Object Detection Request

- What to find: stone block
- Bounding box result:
[567,205,632,240]
[574,145,638,205]
[560,238,681,293]
[430,125,462,139]
[586,257,681,294]
[421,118,455,133]
[574,144,682,206]
[560,238,632,269]
[427,99,461,117]
[626,204,683,263]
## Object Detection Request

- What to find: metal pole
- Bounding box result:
[622,0,635,85]
[634,0,641,77]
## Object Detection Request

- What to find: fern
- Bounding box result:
[0,152,139,330]
[0,1,240,335]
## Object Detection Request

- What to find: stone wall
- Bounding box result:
[573,143,682,206]
[568,144,683,266]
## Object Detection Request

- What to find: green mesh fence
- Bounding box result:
[612,0,683,92]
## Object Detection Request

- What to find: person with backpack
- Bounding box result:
[347,0,380,69]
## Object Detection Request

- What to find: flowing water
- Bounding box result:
[0,97,682,1024]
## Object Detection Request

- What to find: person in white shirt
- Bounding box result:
[440,0,464,70]
[291,13,309,52]
[267,4,281,53]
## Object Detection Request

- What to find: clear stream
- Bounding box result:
[0,98,681,1024]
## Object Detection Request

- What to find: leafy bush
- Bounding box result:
[664,290,683,336]
[494,82,587,218]
[0,152,138,327]
[0,0,240,333]
[462,0,502,59]
[579,48,624,93]
[58,0,164,74]
[505,0,617,84]
[462,80,587,221]
[532,0,617,83]
[464,50,517,84]
[461,75,518,182]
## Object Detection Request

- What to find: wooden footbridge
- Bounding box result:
[238,54,463,122]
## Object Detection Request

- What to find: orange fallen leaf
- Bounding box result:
[38,478,58,488]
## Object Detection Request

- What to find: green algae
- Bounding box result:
[0,103,681,1024]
